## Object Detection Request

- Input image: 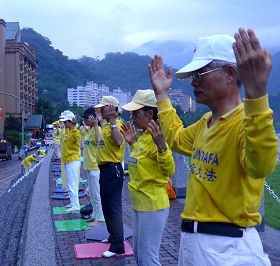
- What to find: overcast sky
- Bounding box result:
[2,0,280,59]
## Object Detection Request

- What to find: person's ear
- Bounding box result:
[224,65,236,84]
[146,110,153,119]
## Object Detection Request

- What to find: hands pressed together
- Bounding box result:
[122,120,167,153]
[88,115,99,128]
[95,108,103,123]
[107,105,118,124]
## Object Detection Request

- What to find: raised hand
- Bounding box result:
[148,55,173,101]
[233,28,272,99]
[121,122,136,146]
[107,105,118,124]
[148,119,167,152]
[88,115,98,128]
[95,108,103,122]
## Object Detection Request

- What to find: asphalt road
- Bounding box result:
[0,154,22,196]
[0,155,41,265]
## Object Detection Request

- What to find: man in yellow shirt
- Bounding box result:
[148,28,278,265]
[94,96,126,257]
[61,112,81,212]
[82,107,105,226]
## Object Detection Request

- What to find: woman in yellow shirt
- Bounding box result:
[122,89,175,266]
[82,107,105,226]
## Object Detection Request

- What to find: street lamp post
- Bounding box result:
[0,91,25,148]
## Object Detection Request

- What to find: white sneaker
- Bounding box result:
[101,239,109,243]
[102,250,116,258]
[65,207,80,213]
[64,203,72,208]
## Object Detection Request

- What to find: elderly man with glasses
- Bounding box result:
[148,28,278,266]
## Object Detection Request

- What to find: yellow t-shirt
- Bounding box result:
[83,127,100,170]
[53,128,61,145]
[157,95,278,227]
[80,127,88,141]
[22,155,38,169]
[96,119,125,165]
[128,130,175,211]
[62,127,81,164]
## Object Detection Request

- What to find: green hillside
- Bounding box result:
[21,28,190,103]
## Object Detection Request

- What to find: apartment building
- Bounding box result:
[68,81,110,108]
[170,88,196,112]
[0,19,38,137]
[112,88,132,111]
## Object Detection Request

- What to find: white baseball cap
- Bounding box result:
[176,34,236,79]
[94,96,119,108]
[60,112,76,122]
[122,89,157,111]
[59,110,73,121]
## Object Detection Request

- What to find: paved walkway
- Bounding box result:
[23,151,56,266]
[25,152,280,265]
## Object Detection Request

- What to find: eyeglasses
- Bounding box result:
[190,66,224,82]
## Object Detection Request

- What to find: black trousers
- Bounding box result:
[99,163,125,254]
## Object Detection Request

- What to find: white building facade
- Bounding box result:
[67,81,110,107]
[112,88,132,111]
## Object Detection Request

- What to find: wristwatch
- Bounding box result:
[158,147,167,153]
[110,124,118,129]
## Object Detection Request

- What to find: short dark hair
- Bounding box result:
[141,106,158,121]
[207,59,242,88]
[83,107,96,119]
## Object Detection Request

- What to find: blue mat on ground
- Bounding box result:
[53,188,67,193]
[51,167,61,170]
[51,170,61,174]
[51,191,86,200]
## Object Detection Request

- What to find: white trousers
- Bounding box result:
[85,169,104,221]
[178,227,271,266]
[53,144,61,159]
[65,160,80,209]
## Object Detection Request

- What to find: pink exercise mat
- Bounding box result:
[74,241,134,259]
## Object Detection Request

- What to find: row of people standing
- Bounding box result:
[53,27,278,265]
[53,93,174,262]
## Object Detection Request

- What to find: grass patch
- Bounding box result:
[264,164,280,230]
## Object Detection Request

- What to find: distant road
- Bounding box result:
[0,154,22,196]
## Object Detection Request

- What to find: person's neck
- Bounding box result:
[208,97,241,127]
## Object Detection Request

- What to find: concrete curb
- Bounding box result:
[22,150,57,266]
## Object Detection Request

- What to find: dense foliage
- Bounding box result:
[21,28,190,123]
